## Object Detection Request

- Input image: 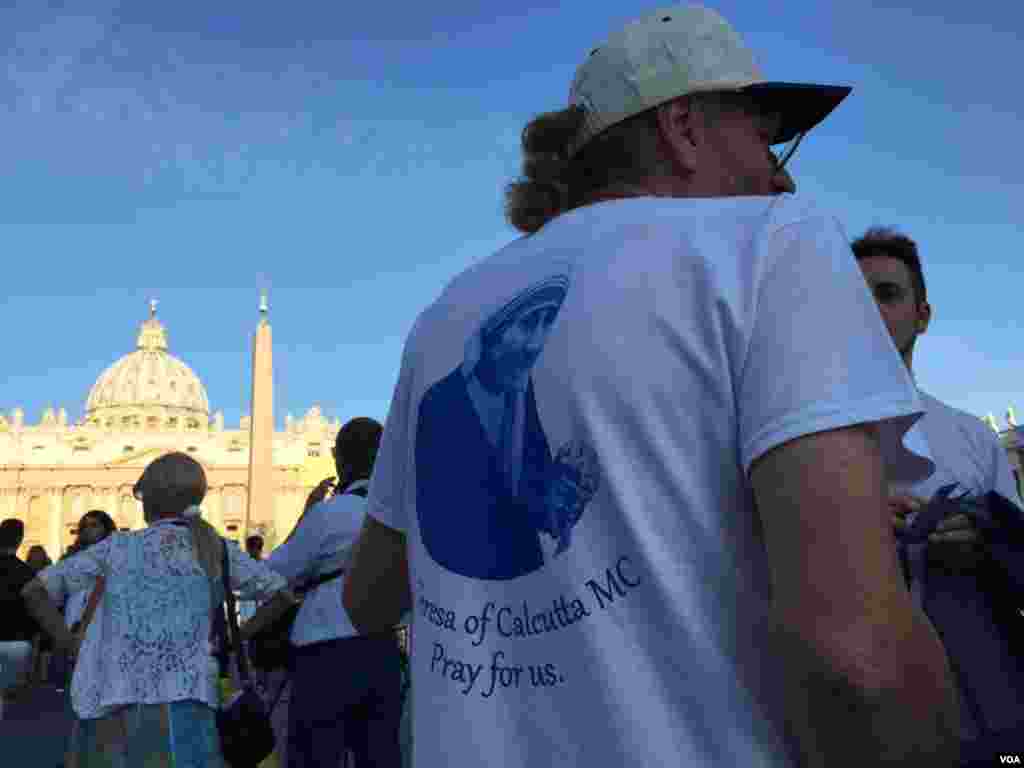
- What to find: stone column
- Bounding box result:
[134,493,145,529]
[104,488,118,529]
[49,488,63,559]
[14,488,28,522]
[206,487,223,535]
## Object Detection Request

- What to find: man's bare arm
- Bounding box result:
[239,590,299,643]
[343,515,411,634]
[750,423,960,767]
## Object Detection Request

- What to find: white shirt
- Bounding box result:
[367,195,932,767]
[37,518,286,719]
[900,391,1021,504]
[266,479,367,646]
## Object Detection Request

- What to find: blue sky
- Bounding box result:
[2,0,1022,432]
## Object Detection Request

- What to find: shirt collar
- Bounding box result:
[347,478,371,493]
[150,517,189,528]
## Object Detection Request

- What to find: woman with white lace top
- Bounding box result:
[22,452,297,768]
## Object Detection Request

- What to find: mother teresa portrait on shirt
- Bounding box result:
[416,274,598,580]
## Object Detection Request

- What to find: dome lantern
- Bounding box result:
[135,298,169,352]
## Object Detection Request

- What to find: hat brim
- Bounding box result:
[742,83,852,145]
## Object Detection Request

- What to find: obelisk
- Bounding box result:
[244,291,274,542]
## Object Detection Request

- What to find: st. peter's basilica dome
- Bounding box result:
[84,303,210,430]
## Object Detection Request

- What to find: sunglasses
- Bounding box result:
[774,130,807,173]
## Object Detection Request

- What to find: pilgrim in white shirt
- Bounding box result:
[368,195,933,768]
[265,478,369,646]
[37,518,286,719]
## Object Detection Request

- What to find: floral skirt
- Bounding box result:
[70,700,223,768]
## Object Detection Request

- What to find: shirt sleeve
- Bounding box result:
[737,212,931,485]
[35,538,110,605]
[265,503,324,583]
[228,544,287,602]
[366,320,419,533]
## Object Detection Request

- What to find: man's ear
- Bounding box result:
[655,96,699,174]
[917,301,932,334]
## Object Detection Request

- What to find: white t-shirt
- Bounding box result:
[900,391,1021,504]
[266,479,369,646]
[368,195,932,767]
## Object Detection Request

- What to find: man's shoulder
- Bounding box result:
[921,392,1000,445]
[569,193,831,232]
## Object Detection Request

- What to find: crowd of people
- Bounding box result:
[2,3,1024,767]
[1,417,406,768]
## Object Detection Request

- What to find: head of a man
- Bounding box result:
[505,5,850,234]
[852,227,931,368]
[626,89,795,199]
[26,545,51,571]
[0,518,25,553]
[78,509,117,548]
[333,417,384,485]
[134,452,207,524]
[245,535,264,560]
[475,280,567,394]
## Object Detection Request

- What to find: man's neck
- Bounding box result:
[585,177,691,205]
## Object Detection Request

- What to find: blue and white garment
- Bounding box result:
[368,195,933,768]
[266,478,368,646]
[36,518,286,719]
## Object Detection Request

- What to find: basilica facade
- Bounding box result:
[0,301,338,560]
[4,303,1024,563]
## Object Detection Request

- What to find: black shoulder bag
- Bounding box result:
[247,486,369,671]
[216,539,276,767]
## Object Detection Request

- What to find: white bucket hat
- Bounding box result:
[568,4,851,158]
